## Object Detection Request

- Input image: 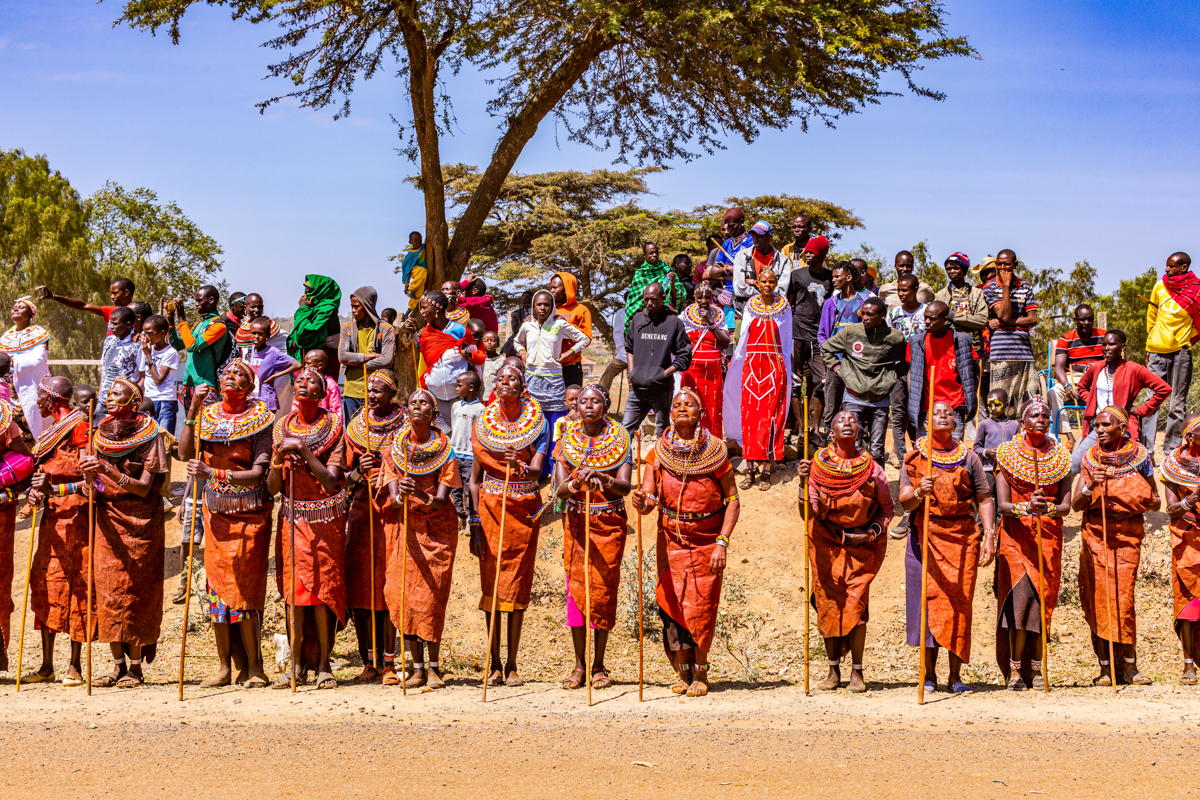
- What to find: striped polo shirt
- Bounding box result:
[1054,328,1107,375]
[982,276,1038,362]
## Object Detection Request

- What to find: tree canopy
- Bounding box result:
[0,149,224,362]
[446,164,863,343]
[115,0,974,290]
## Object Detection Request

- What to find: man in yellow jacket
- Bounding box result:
[1144,252,1199,454]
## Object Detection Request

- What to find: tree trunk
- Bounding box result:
[443,25,618,278]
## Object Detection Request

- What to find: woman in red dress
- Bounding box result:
[680,284,729,438]
[723,270,791,490]
[268,366,348,690]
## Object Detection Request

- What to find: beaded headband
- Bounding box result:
[496,364,525,384]
[370,372,397,390]
[224,358,255,382]
[408,388,437,406]
[38,375,70,400]
[1186,416,1200,441]
[1100,405,1129,425]
[1022,395,1050,416]
[111,376,143,408]
[578,382,609,407]
[15,296,37,317]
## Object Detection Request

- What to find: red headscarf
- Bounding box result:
[1163,269,1200,344]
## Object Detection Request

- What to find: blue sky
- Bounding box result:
[2,1,1198,316]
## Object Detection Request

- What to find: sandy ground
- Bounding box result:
[3,435,1200,796]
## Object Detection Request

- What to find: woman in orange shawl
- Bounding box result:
[679,284,730,438]
[632,387,740,697]
[994,399,1073,691]
[178,360,275,689]
[1159,414,1200,684]
[553,384,632,691]
[797,409,893,693]
[385,388,460,689]
[899,400,995,694]
[469,364,549,687]
[268,366,347,690]
[80,377,167,687]
[1071,406,1159,686]
[344,371,404,685]
[26,376,89,685]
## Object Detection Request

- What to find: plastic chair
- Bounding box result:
[1046,340,1086,437]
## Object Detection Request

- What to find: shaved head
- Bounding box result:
[723,208,745,224]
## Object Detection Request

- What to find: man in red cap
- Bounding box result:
[788,234,833,447]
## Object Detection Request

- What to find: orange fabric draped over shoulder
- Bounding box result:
[905,449,980,664]
[1078,465,1153,644]
[808,484,888,640]
[384,436,460,642]
[202,432,275,612]
[473,428,543,612]
[93,433,167,646]
[30,415,93,642]
[644,446,732,654]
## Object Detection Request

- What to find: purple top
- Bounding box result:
[242,344,290,411]
[972,418,1022,471]
[817,289,873,346]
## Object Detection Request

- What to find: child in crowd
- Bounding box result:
[243,316,300,412]
[73,384,96,413]
[972,387,1021,529]
[449,371,484,525]
[442,280,470,326]
[303,349,343,425]
[467,318,485,348]
[138,314,181,433]
[480,330,503,400]
[381,308,398,326]
[0,352,13,405]
[99,306,141,419]
[554,384,582,442]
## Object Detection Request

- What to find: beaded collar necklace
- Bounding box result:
[914,436,968,470]
[94,414,159,458]
[0,325,50,353]
[747,294,789,318]
[387,424,452,476]
[1162,445,1200,489]
[996,432,1071,487]
[346,404,405,453]
[32,409,86,458]
[199,398,274,443]
[561,419,630,472]
[809,444,873,495]
[1081,438,1148,476]
[475,395,545,452]
[654,426,727,476]
[273,407,339,457]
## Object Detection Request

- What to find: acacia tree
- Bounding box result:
[116,0,973,290]
[91,181,226,308]
[451,165,863,344]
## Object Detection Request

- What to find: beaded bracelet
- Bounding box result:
[117,472,130,487]
[467,514,481,527]
[716,535,729,548]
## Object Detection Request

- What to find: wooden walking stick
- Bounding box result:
[178,438,202,701]
[288,461,298,693]
[399,437,410,697]
[917,367,937,705]
[636,429,644,701]
[802,377,811,696]
[584,487,593,708]
[15,501,39,692]
[481,464,511,702]
[1032,442,1050,692]
[85,398,96,696]
[364,370,378,680]
[1100,474,1118,693]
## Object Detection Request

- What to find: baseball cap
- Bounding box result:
[749,220,773,236]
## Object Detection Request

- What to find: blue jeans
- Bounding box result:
[843,400,889,466]
[153,400,178,435]
[342,395,364,426]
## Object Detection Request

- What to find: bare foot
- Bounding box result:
[847,668,866,693]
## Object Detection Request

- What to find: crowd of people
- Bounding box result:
[0,213,1198,698]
